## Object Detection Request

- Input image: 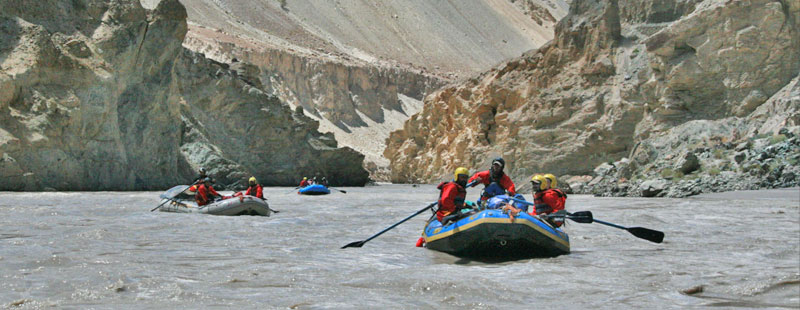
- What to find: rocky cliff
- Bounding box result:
[0,0,368,190]
[385,0,799,196]
[137,0,567,181]
[181,28,445,180]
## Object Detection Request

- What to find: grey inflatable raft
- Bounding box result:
[157,185,271,216]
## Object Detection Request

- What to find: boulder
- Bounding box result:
[640,179,668,197]
[675,152,700,174]
[734,152,747,164]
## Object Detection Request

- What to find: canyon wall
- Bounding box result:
[0,0,368,190]
[386,0,799,195]
[144,0,568,180]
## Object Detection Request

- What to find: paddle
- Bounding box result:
[507,197,664,243]
[341,201,438,249]
[152,183,195,212]
[328,187,347,194]
[341,180,479,249]
[287,186,300,194]
[543,210,594,223]
[591,218,664,243]
[151,197,176,212]
[257,197,280,214]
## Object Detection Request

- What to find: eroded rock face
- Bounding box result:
[0,0,368,190]
[183,32,446,129]
[156,0,571,181]
[385,0,799,196]
[181,30,445,181]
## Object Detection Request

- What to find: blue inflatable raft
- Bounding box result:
[298,184,330,195]
[423,207,570,259]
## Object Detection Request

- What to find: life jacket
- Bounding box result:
[533,191,544,204]
[189,184,199,192]
[437,181,466,208]
[531,189,567,225]
[544,188,567,211]
[550,188,567,198]
[245,185,263,198]
[196,184,210,206]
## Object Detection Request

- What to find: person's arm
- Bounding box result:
[468,171,487,184]
[209,186,221,197]
[502,175,516,195]
[257,186,264,199]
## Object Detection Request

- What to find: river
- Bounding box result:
[1,185,798,309]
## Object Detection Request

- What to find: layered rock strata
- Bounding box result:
[182,29,445,180]
[0,0,368,190]
[386,0,799,196]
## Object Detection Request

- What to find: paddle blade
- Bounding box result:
[329,187,347,194]
[567,211,593,223]
[627,227,664,243]
[341,241,365,249]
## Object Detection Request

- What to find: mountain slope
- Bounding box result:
[385,0,799,195]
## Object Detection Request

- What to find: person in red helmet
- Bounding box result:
[468,157,516,201]
[196,177,223,206]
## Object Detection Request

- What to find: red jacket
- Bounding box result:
[437,182,466,222]
[196,184,221,206]
[299,180,309,187]
[468,170,516,199]
[531,189,567,227]
[543,189,566,212]
[245,185,264,199]
[531,189,566,214]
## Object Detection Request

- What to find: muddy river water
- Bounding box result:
[1,185,798,309]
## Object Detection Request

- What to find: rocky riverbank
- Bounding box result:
[569,128,800,197]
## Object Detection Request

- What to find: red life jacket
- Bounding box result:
[533,189,567,227]
[195,184,220,206]
[245,185,263,199]
[543,189,567,211]
[196,185,210,206]
[436,181,466,222]
[533,191,544,204]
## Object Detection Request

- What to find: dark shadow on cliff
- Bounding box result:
[0,15,21,66]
